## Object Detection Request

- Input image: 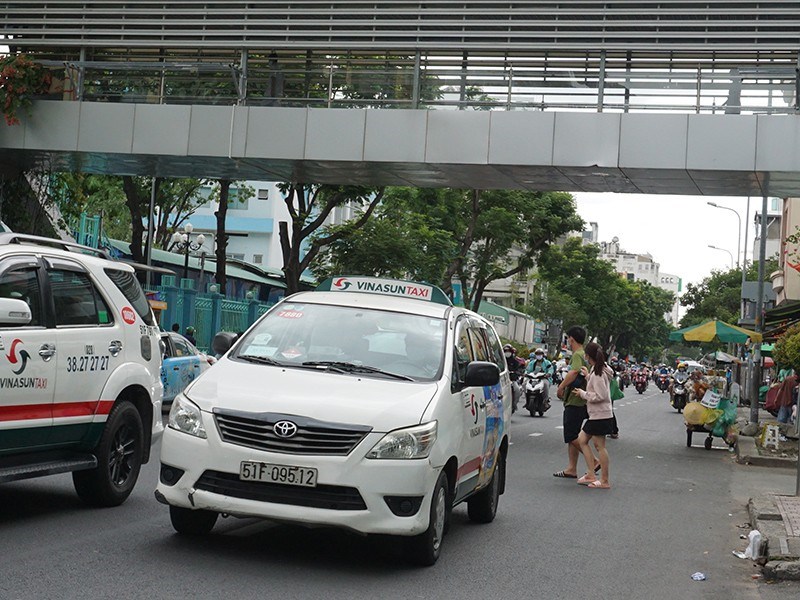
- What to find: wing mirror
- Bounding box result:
[0,297,32,326]
[464,361,500,387]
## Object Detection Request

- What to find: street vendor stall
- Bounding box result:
[668,319,761,449]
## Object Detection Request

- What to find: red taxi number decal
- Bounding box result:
[121,306,136,324]
[278,310,304,319]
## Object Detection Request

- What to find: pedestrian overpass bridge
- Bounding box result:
[2,1,800,196]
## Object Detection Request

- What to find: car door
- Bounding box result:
[0,255,56,451]
[164,333,202,401]
[470,320,508,489]
[452,316,486,502]
[45,257,121,446]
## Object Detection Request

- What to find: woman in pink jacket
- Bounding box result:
[575,342,613,489]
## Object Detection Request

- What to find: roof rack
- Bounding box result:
[0,233,113,260]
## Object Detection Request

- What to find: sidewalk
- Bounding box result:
[735,407,800,580]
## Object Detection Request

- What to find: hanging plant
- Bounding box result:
[0,54,53,126]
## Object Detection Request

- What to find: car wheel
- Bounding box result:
[406,471,449,566]
[467,451,504,524]
[73,401,143,507]
[170,505,218,535]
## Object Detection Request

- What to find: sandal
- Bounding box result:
[577,474,597,485]
[588,480,611,489]
[553,470,578,478]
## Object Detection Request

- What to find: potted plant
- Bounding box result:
[0,54,53,125]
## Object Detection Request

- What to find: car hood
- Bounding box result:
[184,358,440,432]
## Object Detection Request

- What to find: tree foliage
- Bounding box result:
[312,187,583,312]
[278,183,385,294]
[679,260,778,327]
[772,323,800,373]
[536,238,675,359]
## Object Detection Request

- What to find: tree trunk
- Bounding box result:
[122,176,145,264]
[215,180,230,294]
[279,220,302,295]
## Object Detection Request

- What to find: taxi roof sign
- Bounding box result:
[316,276,453,306]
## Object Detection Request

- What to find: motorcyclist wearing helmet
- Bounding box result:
[525,348,553,411]
[526,348,553,377]
[504,344,526,412]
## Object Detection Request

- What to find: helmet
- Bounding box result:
[186,326,195,335]
[678,362,687,369]
[503,344,515,354]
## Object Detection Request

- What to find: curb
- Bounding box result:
[747,496,800,581]
[735,436,798,468]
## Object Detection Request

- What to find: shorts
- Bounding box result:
[563,404,589,443]
[582,418,615,437]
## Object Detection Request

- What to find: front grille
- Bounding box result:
[213,409,372,456]
[195,470,367,511]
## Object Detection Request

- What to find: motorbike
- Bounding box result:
[656,373,669,393]
[671,374,689,412]
[553,365,569,386]
[524,372,551,417]
[633,372,648,394]
[621,370,631,389]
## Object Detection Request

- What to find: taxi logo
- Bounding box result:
[6,339,30,375]
[273,420,298,438]
[121,306,136,325]
[332,277,352,291]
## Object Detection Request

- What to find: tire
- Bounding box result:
[170,505,218,535]
[467,451,504,524]
[538,410,545,417]
[73,401,144,507]
[686,429,693,448]
[704,436,713,451]
[406,471,449,567]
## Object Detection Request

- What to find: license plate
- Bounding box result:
[239,461,318,487]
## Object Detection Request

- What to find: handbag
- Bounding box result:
[610,377,624,402]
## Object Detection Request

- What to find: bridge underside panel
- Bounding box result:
[1,102,799,197]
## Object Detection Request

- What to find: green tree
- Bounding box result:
[278,183,385,294]
[312,195,457,283]
[536,238,674,358]
[679,260,777,327]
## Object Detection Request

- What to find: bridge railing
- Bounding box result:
[34,49,799,115]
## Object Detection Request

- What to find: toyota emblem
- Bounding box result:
[273,420,298,438]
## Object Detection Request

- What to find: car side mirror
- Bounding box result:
[212,331,238,356]
[0,297,32,326]
[464,361,500,387]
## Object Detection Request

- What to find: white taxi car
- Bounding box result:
[0,233,163,506]
[156,277,511,565]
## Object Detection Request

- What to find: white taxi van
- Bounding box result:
[156,276,511,565]
[0,233,163,506]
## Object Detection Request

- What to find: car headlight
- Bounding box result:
[168,394,207,439]
[366,421,437,460]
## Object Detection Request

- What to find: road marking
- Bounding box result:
[528,432,543,437]
[555,425,564,430]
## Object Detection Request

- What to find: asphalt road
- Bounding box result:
[1,384,798,600]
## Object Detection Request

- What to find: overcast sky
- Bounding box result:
[573,192,768,291]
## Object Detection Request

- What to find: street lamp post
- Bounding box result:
[708,244,734,269]
[707,202,742,268]
[170,223,206,280]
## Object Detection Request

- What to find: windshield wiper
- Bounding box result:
[238,355,283,366]
[301,361,415,381]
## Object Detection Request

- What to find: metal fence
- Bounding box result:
[29,48,799,116]
[146,281,274,351]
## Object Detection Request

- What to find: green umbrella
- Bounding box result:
[669,319,763,344]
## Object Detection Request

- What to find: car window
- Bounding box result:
[482,323,506,371]
[235,302,446,381]
[452,318,473,385]
[172,335,193,357]
[467,327,490,362]
[0,264,44,327]
[50,269,113,327]
[104,268,156,326]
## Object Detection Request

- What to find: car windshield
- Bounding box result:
[233,302,446,381]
